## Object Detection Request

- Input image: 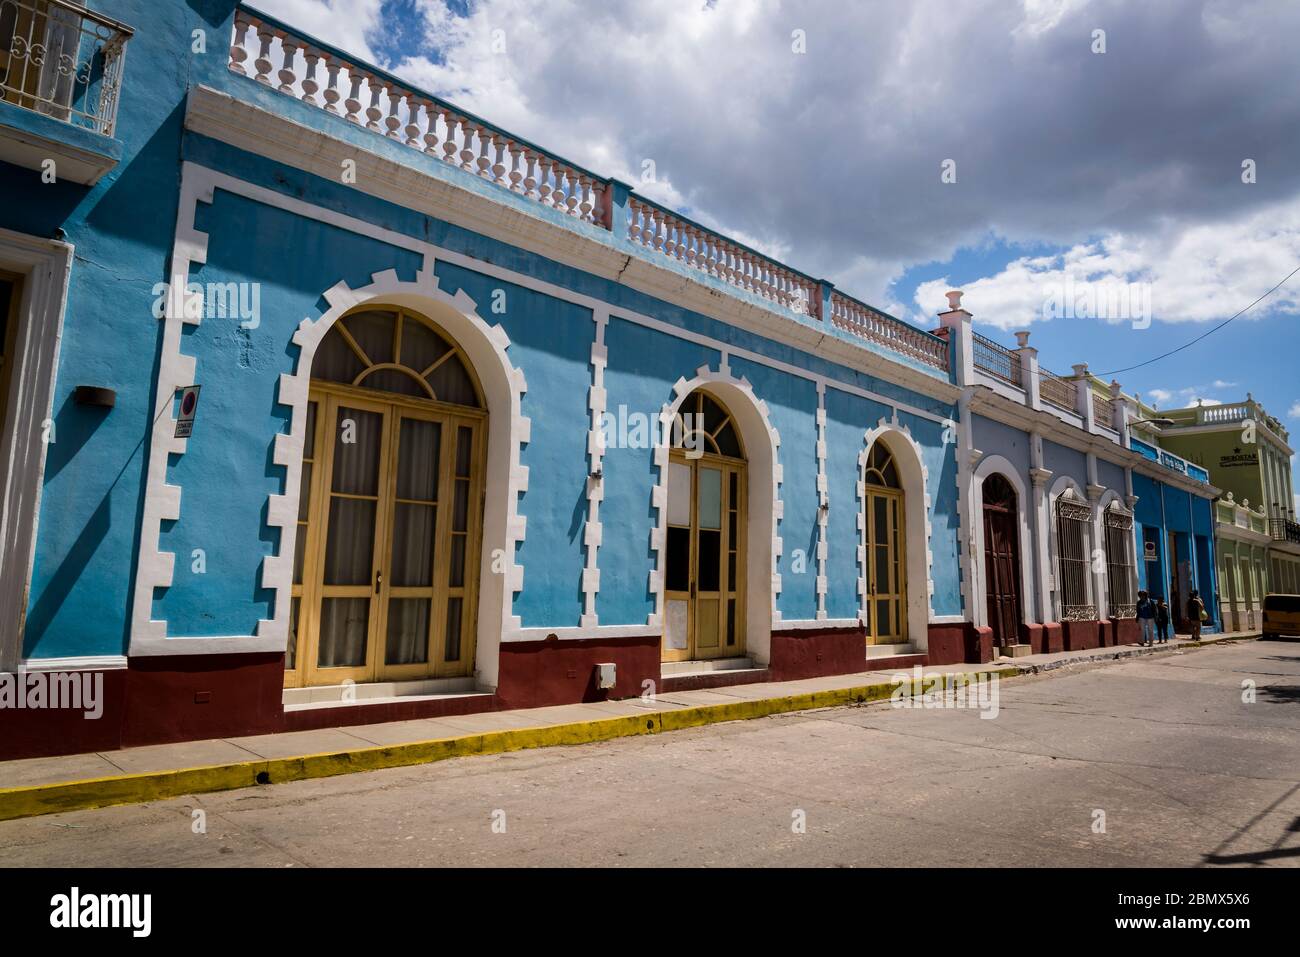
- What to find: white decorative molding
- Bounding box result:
[0,228,73,672]
[969,453,1037,630]
[20,655,128,672]
[130,165,531,683]
[581,307,609,628]
[857,415,935,649]
[649,362,781,665]
[814,384,828,620]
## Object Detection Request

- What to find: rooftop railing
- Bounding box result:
[1092,387,1117,430]
[1270,518,1300,545]
[227,6,950,374]
[0,0,133,136]
[1039,366,1077,412]
[971,330,1021,385]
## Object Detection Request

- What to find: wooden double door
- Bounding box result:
[286,388,485,687]
[982,473,1023,648]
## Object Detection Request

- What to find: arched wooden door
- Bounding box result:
[863,440,906,645]
[285,306,487,688]
[981,473,1022,648]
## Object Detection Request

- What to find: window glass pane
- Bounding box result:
[331,408,383,495]
[396,418,440,501]
[297,463,313,521]
[668,462,692,526]
[386,598,430,665]
[358,367,427,398]
[448,534,466,588]
[391,502,435,587]
[455,425,474,476]
[313,326,366,383]
[698,529,721,590]
[318,598,370,667]
[287,597,300,670]
[698,467,722,529]
[401,316,450,371]
[323,498,375,585]
[701,394,727,434]
[293,524,307,585]
[726,598,736,646]
[344,310,395,366]
[444,597,463,662]
[714,422,742,457]
[303,401,317,459]
[667,526,690,592]
[428,354,479,407]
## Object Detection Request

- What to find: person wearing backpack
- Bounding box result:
[1187,590,1206,640]
[1155,597,1171,643]
[1136,590,1155,646]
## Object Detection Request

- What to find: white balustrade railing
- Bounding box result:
[625,198,820,317]
[828,292,950,372]
[230,9,607,227]
[227,6,951,376]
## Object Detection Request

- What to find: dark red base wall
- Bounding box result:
[3,621,1005,761]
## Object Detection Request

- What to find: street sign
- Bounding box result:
[175,385,201,438]
[1143,541,1157,562]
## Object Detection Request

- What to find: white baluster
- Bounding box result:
[253,27,274,85]
[537,158,553,206]
[277,38,298,95]
[523,150,538,198]
[684,227,698,267]
[508,145,523,192]
[422,103,440,154]
[301,51,320,105]
[344,73,363,123]
[663,219,678,258]
[628,201,643,244]
[229,16,251,76]
[365,78,384,131]
[492,135,508,185]
[404,96,422,147]
[652,210,665,252]
[590,180,606,227]
[441,111,460,164]
[579,176,593,222]
[385,91,403,139]
[551,167,568,211]
[322,59,342,114]
[459,122,477,170]
[565,171,580,216]
[476,130,493,177]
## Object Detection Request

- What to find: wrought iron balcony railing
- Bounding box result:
[0,0,132,136]
[971,330,1021,385]
[1270,518,1300,545]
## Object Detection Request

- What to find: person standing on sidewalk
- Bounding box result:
[1136,590,1155,646]
[1187,590,1206,640]
[1156,597,1171,643]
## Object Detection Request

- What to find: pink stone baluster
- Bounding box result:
[229,16,251,75]
[523,150,538,198]
[476,130,493,177]
[301,51,321,105]
[322,59,342,114]
[344,73,363,123]
[459,122,477,171]
[537,158,553,206]
[253,26,274,85]
[508,143,523,192]
[385,91,403,139]
[492,135,508,186]
[422,103,440,154]
[364,78,384,131]
[441,111,460,164]
[277,38,298,95]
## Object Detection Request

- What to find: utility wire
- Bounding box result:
[1097,262,1300,377]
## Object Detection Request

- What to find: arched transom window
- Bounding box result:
[312,307,483,408]
[864,439,901,488]
[671,390,744,459]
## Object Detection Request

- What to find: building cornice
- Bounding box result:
[183,84,959,406]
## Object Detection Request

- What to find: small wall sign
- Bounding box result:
[1143,541,1158,562]
[175,385,201,438]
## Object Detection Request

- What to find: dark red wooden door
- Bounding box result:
[982,474,1023,648]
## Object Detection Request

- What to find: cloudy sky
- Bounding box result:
[253,0,1300,498]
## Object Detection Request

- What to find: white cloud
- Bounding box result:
[1289,401,1300,418]
[249,0,385,62]
[915,193,1300,330]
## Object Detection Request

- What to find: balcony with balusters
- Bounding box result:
[217,5,950,380]
[0,0,132,184]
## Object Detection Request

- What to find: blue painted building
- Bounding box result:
[0,1,1218,758]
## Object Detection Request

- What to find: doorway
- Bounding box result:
[663,390,747,663]
[863,439,906,645]
[981,473,1022,648]
[286,307,486,688]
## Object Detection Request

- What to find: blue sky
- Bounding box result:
[256,0,1300,499]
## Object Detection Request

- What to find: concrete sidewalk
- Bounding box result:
[0,630,1259,821]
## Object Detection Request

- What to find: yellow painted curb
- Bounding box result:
[0,666,1021,822]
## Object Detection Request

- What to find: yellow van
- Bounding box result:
[1262,594,1300,639]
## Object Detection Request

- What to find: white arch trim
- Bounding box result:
[969,454,1036,631]
[649,361,780,665]
[130,265,531,688]
[858,417,934,649]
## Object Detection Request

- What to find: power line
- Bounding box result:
[1097,262,1300,377]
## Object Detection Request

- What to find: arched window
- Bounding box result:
[311,307,483,407]
[671,390,744,459]
[1055,489,1095,621]
[1104,503,1136,618]
[864,440,901,488]
[863,439,905,643]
